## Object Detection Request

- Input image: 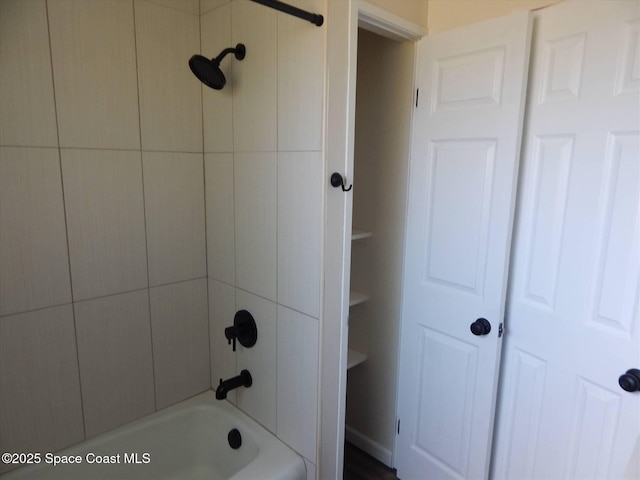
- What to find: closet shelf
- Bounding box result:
[347,349,367,370]
[349,290,369,307]
[352,230,372,241]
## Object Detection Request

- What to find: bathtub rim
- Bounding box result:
[0,390,306,480]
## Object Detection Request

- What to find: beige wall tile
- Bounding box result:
[208,279,236,395]
[235,289,277,433]
[145,0,199,15]
[0,147,71,316]
[74,290,155,438]
[0,0,58,147]
[201,3,234,153]
[150,279,210,409]
[205,153,235,284]
[201,0,229,15]
[276,305,319,462]
[232,0,277,152]
[61,149,148,301]
[277,152,322,317]
[135,0,202,152]
[277,0,325,151]
[0,305,84,472]
[48,0,140,149]
[143,152,206,286]
[234,153,277,301]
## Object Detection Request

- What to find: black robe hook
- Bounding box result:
[330,173,352,192]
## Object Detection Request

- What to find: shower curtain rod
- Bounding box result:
[249,0,324,27]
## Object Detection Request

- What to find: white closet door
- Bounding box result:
[492,1,640,479]
[396,11,532,480]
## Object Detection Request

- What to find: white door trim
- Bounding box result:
[320,2,424,478]
[357,0,427,41]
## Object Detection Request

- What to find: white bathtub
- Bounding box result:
[2,391,306,480]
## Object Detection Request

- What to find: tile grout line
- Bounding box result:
[0,143,320,156]
[132,0,158,414]
[198,0,214,392]
[0,143,322,155]
[0,277,211,322]
[44,0,88,442]
[230,0,239,382]
[274,9,280,438]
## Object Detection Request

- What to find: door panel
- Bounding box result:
[426,140,495,293]
[565,378,621,479]
[522,135,573,309]
[415,327,478,476]
[396,11,532,480]
[492,2,640,479]
[433,47,505,112]
[591,132,638,335]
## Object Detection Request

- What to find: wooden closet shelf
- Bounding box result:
[352,230,372,241]
[347,349,367,369]
[349,290,369,307]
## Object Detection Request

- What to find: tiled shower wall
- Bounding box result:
[202,0,324,476]
[1,0,325,477]
[0,0,208,473]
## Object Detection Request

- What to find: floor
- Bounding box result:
[343,442,399,480]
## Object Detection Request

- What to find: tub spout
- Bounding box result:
[216,370,252,400]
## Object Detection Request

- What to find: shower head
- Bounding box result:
[189,43,246,90]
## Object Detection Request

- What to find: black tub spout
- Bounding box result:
[216,370,252,400]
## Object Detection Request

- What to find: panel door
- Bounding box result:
[492,1,640,479]
[395,12,532,480]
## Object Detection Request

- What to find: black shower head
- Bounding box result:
[189,43,246,90]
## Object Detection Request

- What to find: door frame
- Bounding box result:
[320,2,425,477]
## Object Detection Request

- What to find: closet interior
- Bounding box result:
[344,28,415,465]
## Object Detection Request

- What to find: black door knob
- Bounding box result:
[470,318,491,336]
[618,369,640,393]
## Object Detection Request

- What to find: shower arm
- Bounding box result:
[214,47,239,64]
[249,0,324,27]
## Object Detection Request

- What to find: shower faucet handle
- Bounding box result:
[224,328,236,351]
[224,310,258,352]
